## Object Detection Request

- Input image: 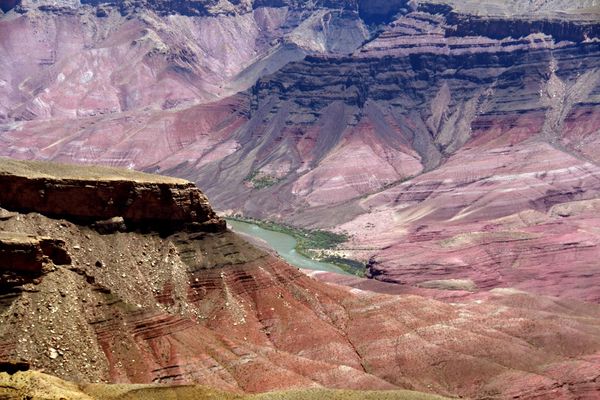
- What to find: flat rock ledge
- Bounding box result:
[0,158,225,233]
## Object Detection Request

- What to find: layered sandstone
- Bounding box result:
[0,232,71,290]
[185,4,600,216]
[176,4,600,303]
[2,208,600,399]
[1,0,600,315]
[0,158,224,232]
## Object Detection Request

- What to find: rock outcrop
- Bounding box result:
[0,232,71,289]
[14,0,406,19]
[0,158,224,233]
[194,6,600,211]
[0,233,70,273]
[173,4,600,303]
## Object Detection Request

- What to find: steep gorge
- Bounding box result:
[3,1,600,398]
[158,5,600,303]
[1,159,600,399]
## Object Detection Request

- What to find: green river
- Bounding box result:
[226,219,348,274]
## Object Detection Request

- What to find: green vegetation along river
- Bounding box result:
[226,219,350,275]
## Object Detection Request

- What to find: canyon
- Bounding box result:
[2,0,600,303]
[1,158,600,400]
[2,0,600,398]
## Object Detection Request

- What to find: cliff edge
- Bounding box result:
[0,158,225,233]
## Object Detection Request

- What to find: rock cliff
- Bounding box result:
[9,0,408,19]
[0,232,71,291]
[0,157,222,308]
[0,158,224,232]
[193,6,600,211]
[176,4,600,302]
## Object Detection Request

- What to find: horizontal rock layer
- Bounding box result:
[1,0,600,307]
[13,0,408,20]
[175,7,600,303]
[0,159,224,232]
[1,2,600,399]
[0,233,70,274]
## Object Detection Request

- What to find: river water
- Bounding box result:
[226,219,348,274]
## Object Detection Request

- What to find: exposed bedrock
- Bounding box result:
[0,232,71,289]
[444,13,600,43]
[418,2,600,42]
[0,0,374,127]
[171,9,600,304]
[17,0,410,20]
[0,158,224,233]
[329,141,600,303]
[0,234,70,272]
[189,18,600,213]
[2,0,600,307]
